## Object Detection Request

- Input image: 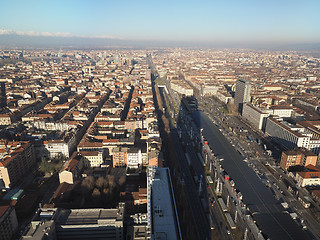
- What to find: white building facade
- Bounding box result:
[242,103,270,130]
[265,118,311,150]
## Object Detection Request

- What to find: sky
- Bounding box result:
[0,0,320,47]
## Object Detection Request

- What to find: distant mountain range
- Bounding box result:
[0,34,320,51]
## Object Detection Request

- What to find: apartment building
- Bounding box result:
[269,105,293,118]
[112,147,128,167]
[265,118,311,150]
[43,128,79,158]
[79,150,105,168]
[0,206,18,240]
[242,103,270,130]
[112,147,146,169]
[201,84,219,96]
[59,152,84,184]
[295,165,320,187]
[298,121,320,139]
[280,148,317,170]
[148,150,163,167]
[296,121,320,154]
[127,148,143,169]
[170,80,193,96]
[30,120,69,131]
[0,141,35,188]
[215,90,232,104]
[0,114,12,126]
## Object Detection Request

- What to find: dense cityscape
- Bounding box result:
[1,0,320,239]
[0,48,319,240]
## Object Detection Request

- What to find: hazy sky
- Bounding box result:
[0,0,319,45]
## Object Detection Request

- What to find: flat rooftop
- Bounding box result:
[151,168,178,240]
[56,208,124,225]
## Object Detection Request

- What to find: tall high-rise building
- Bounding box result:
[0,82,6,108]
[234,79,251,114]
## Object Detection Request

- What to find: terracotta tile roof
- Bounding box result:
[297,171,320,179]
[62,152,82,172]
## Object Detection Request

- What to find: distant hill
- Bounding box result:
[0,34,131,49]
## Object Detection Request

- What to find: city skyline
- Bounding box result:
[0,0,320,48]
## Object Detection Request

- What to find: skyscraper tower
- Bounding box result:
[0,82,6,108]
[234,79,251,114]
